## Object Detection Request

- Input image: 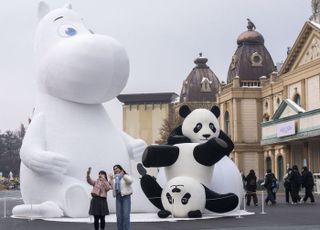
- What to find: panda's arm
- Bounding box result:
[218,130,235,156]
[193,137,232,166]
[142,145,179,167]
[167,135,191,145]
[167,125,191,145]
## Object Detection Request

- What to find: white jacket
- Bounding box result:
[110,174,133,197]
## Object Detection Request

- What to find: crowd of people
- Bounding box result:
[242,165,316,207]
[86,164,133,230]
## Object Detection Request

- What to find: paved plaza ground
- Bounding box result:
[0,190,320,230]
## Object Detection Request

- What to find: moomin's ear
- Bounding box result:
[63,3,72,9]
[38,1,50,21]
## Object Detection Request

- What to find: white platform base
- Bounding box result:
[12,210,254,223]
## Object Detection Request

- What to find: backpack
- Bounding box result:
[271,178,278,192]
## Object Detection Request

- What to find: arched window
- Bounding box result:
[293,94,301,106]
[266,157,272,172]
[277,155,283,181]
[224,111,230,135]
[276,97,281,105]
[263,113,270,122]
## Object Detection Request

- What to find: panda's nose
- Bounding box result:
[172,187,181,193]
[203,134,211,139]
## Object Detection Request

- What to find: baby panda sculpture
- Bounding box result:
[141,105,239,218]
[162,176,206,218]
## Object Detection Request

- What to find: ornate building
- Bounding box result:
[260,20,320,180]
[118,9,320,179]
[218,21,276,178]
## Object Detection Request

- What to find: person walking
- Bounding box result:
[87,167,111,230]
[283,168,292,204]
[109,164,133,230]
[245,169,258,206]
[263,169,276,205]
[288,165,302,204]
[301,166,315,203]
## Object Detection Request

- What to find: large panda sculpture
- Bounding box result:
[141,105,239,218]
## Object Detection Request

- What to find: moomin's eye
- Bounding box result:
[58,25,78,37]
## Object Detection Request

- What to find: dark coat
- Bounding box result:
[301,170,314,188]
[264,172,275,190]
[245,172,257,192]
[288,169,301,189]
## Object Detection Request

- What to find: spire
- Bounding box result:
[310,0,320,23]
[194,52,208,68]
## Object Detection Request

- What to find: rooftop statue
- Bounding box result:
[246,18,256,31]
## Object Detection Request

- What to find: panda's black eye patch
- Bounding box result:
[209,123,216,132]
[193,123,202,133]
[181,193,191,205]
[166,192,173,204]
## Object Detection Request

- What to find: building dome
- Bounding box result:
[237,30,264,45]
[180,53,220,103]
[227,19,275,83]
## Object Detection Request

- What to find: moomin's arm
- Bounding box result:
[20,112,69,175]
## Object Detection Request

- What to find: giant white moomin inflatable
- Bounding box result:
[13,2,155,218]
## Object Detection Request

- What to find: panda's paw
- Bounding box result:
[210,137,227,148]
[137,163,147,177]
[188,210,202,218]
[158,210,171,218]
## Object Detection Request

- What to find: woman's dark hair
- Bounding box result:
[99,170,108,180]
[113,164,127,174]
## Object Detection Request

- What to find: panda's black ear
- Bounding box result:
[210,106,220,118]
[179,105,191,118]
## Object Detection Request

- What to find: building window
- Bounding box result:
[265,101,268,109]
[251,52,263,66]
[293,94,301,106]
[224,111,230,135]
[266,157,272,171]
[230,55,238,70]
[277,155,284,181]
[200,77,212,92]
[276,97,281,105]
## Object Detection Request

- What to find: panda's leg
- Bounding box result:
[203,185,239,213]
[140,174,164,210]
[188,210,202,218]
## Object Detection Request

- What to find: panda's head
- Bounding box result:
[180,105,221,143]
[161,176,205,218]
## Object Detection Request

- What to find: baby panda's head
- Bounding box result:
[180,105,221,143]
[161,176,205,218]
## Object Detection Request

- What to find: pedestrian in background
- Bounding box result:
[263,169,276,205]
[288,165,301,204]
[245,169,258,206]
[283,168,292,204]
[301,166,315,203]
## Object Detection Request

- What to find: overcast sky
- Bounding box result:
[0,0,311,132]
